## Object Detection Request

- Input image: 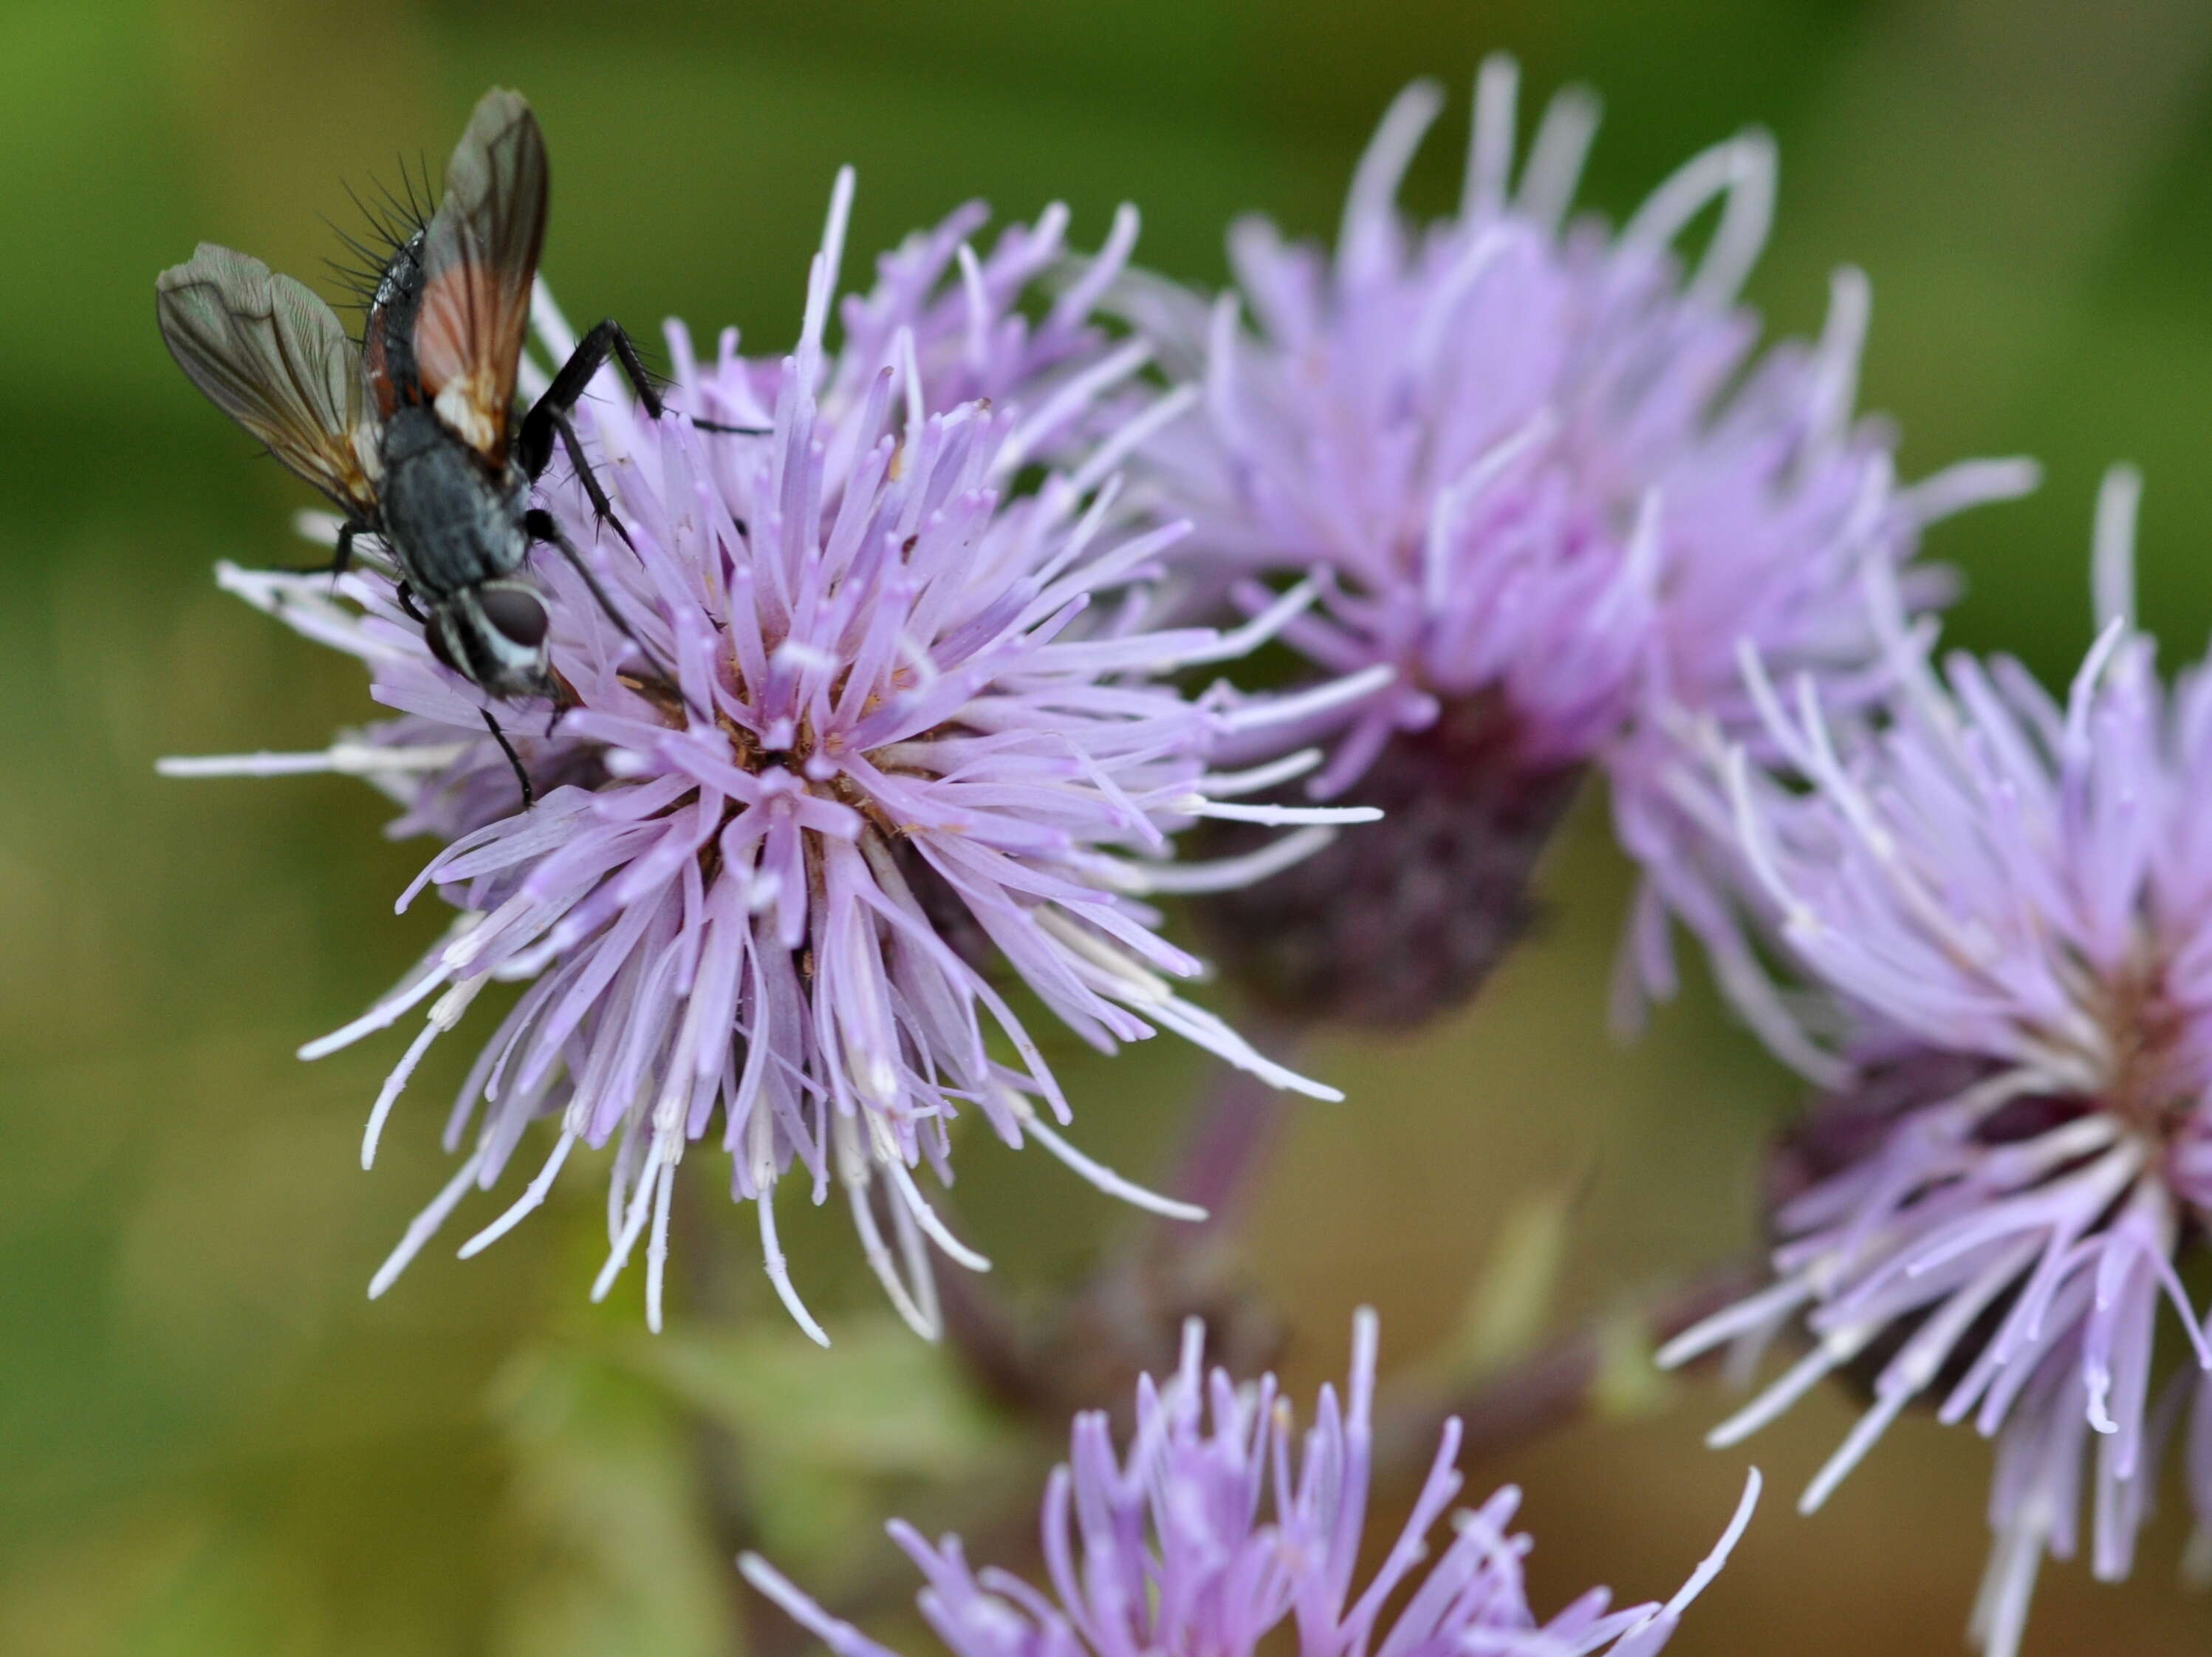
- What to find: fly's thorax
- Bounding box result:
[377,407,531,599]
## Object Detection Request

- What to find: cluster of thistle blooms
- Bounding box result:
[168,48,2212,1657]
[1106,61,2212,1655]
[745,1313,1760,1657]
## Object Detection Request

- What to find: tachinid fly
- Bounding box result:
[156,88,724,802]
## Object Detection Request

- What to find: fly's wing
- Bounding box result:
[414,88,547,462]
[156,243,380,516]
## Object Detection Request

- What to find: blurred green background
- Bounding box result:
[7,0,2212,1653]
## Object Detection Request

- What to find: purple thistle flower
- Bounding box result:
[163,175,1377,1340]
[742,1310,1761,1657]
[1656,472,2212,1655]
[1117,58,2034,1027]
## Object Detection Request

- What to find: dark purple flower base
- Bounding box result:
[1191,693,1584,1030]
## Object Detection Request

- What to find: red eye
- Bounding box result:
[479,587,549,649]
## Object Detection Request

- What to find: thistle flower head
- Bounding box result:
[166,177,1371,1341]
[1120,58,2034,1027]
[1657,473,2212,1656]
[743,1310,1760,1657]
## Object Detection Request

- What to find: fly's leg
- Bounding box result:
[514,322,649,549]
[524,508,708,726]
[515,319,656,483]
[259,517,374,579]
[394,580,425,623]
[479,706,535,813]
[516,318,767,485]
[522,508,647,657]
[549,414,637,553]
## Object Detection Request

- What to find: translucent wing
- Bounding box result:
[414,88,547,462]
[157,243,380,516]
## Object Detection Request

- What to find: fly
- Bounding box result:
[156,87,739,807]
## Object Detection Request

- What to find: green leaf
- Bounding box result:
[1453,1185,1576,1372]
[626,1316,1010,1574]
[488,1345,741,1657]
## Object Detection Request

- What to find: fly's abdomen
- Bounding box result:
[362,229,427,420]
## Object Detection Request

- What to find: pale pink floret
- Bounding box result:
[743,1311,1759,1657]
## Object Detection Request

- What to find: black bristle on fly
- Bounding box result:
[323,155,434,315]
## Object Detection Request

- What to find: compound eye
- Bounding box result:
[479,587,549,650]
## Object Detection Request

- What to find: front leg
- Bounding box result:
[525,508,707,726]
[524,507,662,678]
[549,413,637,553]
[517,319,662,481]
[517,318,765,481]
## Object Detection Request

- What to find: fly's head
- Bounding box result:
[426,579,555,701]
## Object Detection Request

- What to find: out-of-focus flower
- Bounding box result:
[1657,473,2212,1656]
[1119,58,2034,1028]
[163,174,1378,1340]
[742,1309,1760,1657]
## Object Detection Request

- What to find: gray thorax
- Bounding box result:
[377,406,532,600]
